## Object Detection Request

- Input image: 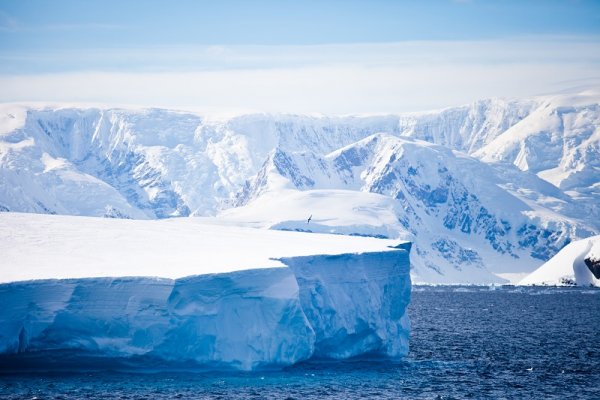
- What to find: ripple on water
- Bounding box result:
[0,286,599,399]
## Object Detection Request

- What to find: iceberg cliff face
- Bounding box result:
[282,250,411,359]
[0,249,411,371]
[157,269,314,370]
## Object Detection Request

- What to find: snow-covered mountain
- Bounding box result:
[397,90,600,221]
[1,88,598,283]
[398,98,539,154]
[234,133,595,283]
[0,106,409,218]
[474,90,600,221]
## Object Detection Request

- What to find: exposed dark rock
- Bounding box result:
[584,257,600,279]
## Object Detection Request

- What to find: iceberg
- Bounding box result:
[519,235,600,287]
[0,213,411,371]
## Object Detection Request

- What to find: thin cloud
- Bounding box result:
[1,37,598,113]
[1,62,598,114]
[1,37,599,74]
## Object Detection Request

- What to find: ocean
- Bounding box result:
[1,285,599,399]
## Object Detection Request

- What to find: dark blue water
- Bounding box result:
[1,286,599,399]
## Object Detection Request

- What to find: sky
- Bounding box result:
[1,0,599,113]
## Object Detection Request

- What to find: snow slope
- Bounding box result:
[519,235,600,287]
[221,188,413,240]
[0,212,410,370]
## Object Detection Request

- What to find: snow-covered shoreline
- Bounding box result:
[520,236,600,287]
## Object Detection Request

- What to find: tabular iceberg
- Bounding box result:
[0,249,411,371]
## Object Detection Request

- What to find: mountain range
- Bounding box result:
[1,88,598,283]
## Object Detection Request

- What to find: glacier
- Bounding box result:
[0,212,410,371]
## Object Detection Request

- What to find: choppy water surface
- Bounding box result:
[1,286,599,399]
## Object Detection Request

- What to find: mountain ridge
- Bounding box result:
[2,89,598,283]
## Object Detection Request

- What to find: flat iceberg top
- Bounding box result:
[0,212,401,283]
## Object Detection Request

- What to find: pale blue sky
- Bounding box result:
[1,0,599,113]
